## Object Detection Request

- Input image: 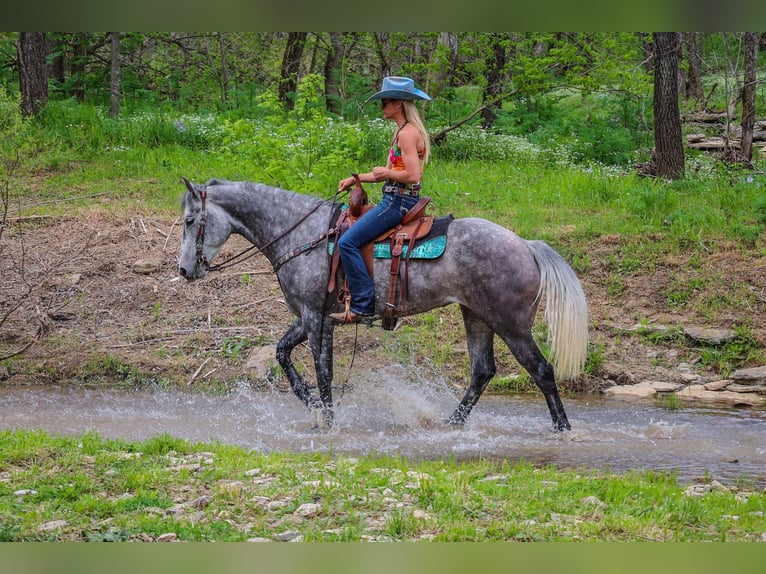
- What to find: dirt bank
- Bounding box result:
[1,213,764,395]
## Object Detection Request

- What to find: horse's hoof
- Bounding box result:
[554,420,571,432]
[313,408,334,430]
[446,415,466,426]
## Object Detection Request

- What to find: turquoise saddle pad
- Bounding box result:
[327,214,453,260]
[328,235,446,259]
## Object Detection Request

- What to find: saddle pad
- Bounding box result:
[329,214,454,260]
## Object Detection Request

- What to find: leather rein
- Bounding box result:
[194,187,341,274]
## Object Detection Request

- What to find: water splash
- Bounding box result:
[1,375,764,485]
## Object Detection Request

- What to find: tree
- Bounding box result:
[740,32,758,165]
[17,32,48,116]
[109,32,121,118]
[480,33,508,129]
[323,33,345,115]
[682,32,703,102]
[279,32,308,110]
[652,32,685,179]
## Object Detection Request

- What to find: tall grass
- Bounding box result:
[3,93,765,252]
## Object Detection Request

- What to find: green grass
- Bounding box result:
[1,429,764,542]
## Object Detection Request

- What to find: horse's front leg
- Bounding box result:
[307,314,336,428]
[276,319,321,411]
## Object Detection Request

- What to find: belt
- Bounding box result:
[382,181,420,197]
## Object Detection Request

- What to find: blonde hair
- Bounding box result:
[402,100,431,166]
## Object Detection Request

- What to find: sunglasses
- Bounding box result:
[380,99,396,108]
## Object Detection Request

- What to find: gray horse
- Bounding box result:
[177,178,589,431]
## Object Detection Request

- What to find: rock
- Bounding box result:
[603,381,658,400]
[684,485,710,497]
[14,489,38,497]
[677,385,765,406]
[683,326,736,345]
[191,495,212,508]
[294,502,321,518]
[413,509,433,520]
[704,380,731,391]
[273,531,303,542]
[247,537,272,543]
[725,383,762,393]
[581,496,606,507]
[157,532,178,542]
[246,345,278,378]
[217,480,244,495]
[38,520,68,532]
[48,303,78,321]
[730,366,766,386]
[132,259,161,274]
[649,381,684,393]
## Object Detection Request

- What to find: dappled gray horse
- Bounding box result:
[177,178,588,431]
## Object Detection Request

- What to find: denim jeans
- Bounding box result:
[337,192,420,315]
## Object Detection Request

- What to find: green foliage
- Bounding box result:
[698,325,764,377]
[219,337,250,358]
[498,90,651,165]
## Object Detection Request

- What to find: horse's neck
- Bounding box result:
[215,183,324,251]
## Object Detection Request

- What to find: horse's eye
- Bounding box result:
[185,218,195,227]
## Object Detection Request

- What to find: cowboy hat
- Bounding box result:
[365,76,431,102]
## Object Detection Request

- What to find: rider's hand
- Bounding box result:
[338,177,354,192]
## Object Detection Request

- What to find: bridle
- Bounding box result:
[194,189,209,268]
[192,186,341,274]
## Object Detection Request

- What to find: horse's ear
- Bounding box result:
[182,176,196,195]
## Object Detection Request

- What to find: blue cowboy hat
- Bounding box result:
[365,76,431,102]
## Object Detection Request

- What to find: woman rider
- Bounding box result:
[330,76,431,324]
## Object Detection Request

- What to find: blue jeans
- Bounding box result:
[337,192,420,315]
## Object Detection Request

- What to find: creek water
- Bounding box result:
[1,368,765,486]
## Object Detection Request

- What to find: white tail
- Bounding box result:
[527,240,589,379]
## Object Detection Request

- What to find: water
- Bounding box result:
[1,368,765,486]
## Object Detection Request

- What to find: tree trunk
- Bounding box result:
[48,33,65,87]
[109,32,121,118]
[740,32,758,165]
[481,33,507,129]
[373,33,392,80]
[72,32,89,102]
[323,33,344,115]
[652,33,685,179]
[17,32,48,116]
[279,32,307,110]
[682,32,703,102]
[218,32,230,103]
[640,32,654,73]
[427,32,458,101]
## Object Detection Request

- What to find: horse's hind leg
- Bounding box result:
[447,306,497,425]
[276,319,322,411]
[501,333,571,431]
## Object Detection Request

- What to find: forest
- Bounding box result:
[3,32,765,176]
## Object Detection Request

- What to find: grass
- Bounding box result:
[1,429,765,542]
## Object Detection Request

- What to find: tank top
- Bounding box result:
[388,122,424,187]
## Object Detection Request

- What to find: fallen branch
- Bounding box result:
[7,191,116,215]
[188,356,212,386]
[162,217,179,250]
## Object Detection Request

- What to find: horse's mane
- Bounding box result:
[201,178,327,207]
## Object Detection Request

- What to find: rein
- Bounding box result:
[195,187,343,273]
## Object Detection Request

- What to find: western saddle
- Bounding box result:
[328,175,434,330]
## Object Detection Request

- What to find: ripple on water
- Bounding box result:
[1,377,765,485]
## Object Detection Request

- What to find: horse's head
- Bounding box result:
[178,177,229,280]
